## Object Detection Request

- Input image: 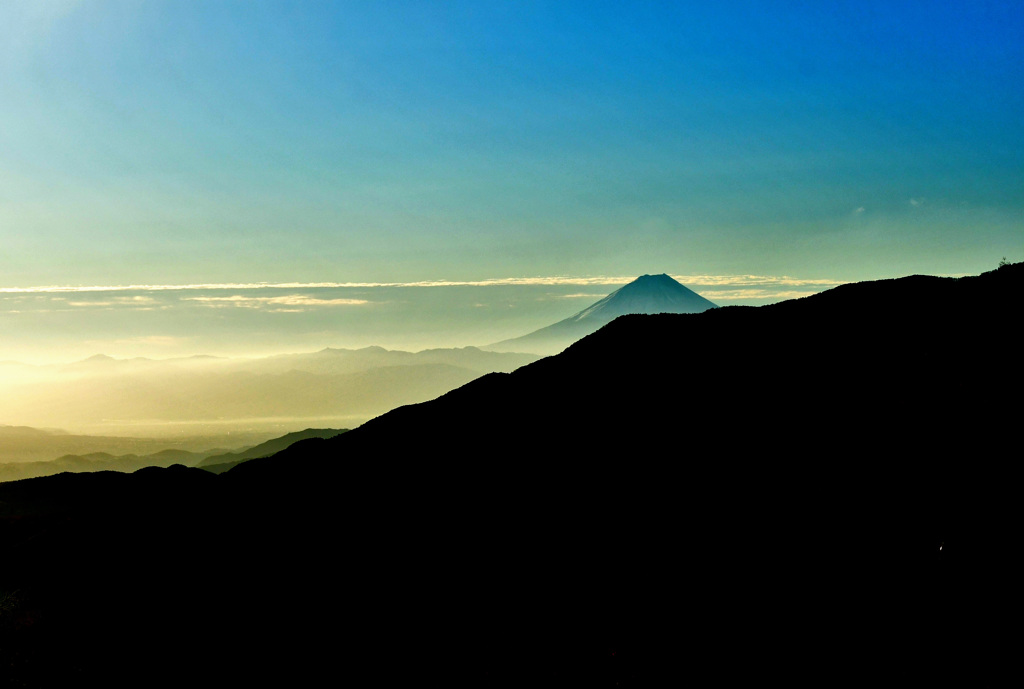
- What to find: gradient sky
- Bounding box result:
[1,1,1022,362]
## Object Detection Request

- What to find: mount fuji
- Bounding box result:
[486,273,717,354]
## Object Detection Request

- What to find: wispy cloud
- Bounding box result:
[183,295,370,309]
[66,296,159,308]
[700,289,824,301]
[0,278,631,293]
[692,276,847,301]
[675,275,845,288]
[0,274,846,294]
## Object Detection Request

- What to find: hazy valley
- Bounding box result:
[0,345,538,440]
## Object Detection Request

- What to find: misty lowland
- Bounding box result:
[1,263,1020,686]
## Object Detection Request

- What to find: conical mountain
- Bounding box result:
[487,273,717,354]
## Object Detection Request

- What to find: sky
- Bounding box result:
[1,1,1022,363]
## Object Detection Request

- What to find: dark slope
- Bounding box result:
[487,273,717,354]
[1,263,1020,687]
[196,427,347,472]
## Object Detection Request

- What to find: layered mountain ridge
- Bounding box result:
[1,263,1020,687]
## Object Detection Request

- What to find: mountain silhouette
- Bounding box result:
[487,273,717,354]
[197,427,347,473]
[1,263,1020,687]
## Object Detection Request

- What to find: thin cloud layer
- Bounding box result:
[0,274,845,295]
[65,296,160,308]
[184,295,370,309]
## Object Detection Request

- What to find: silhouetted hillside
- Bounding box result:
[1,263,1020,687]
[197,427,347,473]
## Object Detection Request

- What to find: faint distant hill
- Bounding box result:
[0,346,539,434]
[486,273,717,354]
[0,425,260,464]
[0,448,209,483]
[0,427,347,482]
[198,428,347,474]
[242,345,537,376]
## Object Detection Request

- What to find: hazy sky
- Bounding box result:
[2,1,1022,362]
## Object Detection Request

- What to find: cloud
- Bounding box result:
[0,279,627,293]
[183,295,370,309]
[66,296,159,308]
[677,275,845,288]
[699,289,822,301]
[0,274,847,294]
[0,275,850,316]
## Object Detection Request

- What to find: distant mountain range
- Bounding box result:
[0,424,270,464]
[0,346,539,435]
[486,273,717,354]
[0,263,1019,686]
[0,426,347,482]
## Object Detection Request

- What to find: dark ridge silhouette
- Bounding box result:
[1,263,1020,687]
[197,427,347,473]
[486,273,717,354]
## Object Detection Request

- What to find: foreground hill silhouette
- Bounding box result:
[487,273,717,354]
[1,264,1020,687]
[197,427,347,473]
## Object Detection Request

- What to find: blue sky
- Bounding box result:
[1,1,1021,361]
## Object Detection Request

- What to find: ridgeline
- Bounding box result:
[1,263,1020,687]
